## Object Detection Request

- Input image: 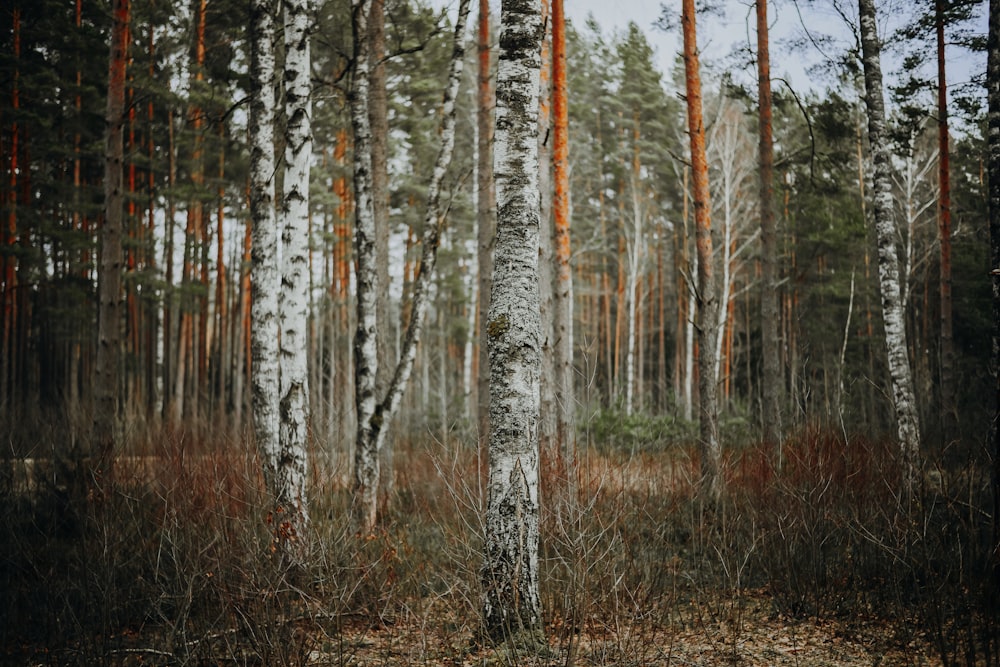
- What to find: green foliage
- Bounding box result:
[587,407,696,454]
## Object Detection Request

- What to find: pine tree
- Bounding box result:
[756,0,781,447]
[94,0,130,476]
[987,0,1000,574]
[551,0,573,460]
[681,0,721,499]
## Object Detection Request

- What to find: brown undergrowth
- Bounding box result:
[0,419,996,665]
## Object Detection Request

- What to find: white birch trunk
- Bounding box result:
[482,0,544,644]
[350,0,380,532]
[351,0,471,532]
[858,0,922,488]
[893,143,937,311]
[249,0,283,543]
[277,0,312,543]
[624,164,642,416]
[464,253,478,420]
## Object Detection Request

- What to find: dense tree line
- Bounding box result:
[0,0,996,642]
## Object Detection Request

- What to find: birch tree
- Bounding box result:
[249,0,286,549]
[351,0,472,533]
[708,98,757,390]
[682,0,721,498]
[277,0,313,544]
[481,0,545,644]
[858,0,922,488]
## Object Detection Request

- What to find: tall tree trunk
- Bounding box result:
[936,0,956,436]
[277,0,313,548]
[350,0,379,533]
[2,8,21,417]
[352,0,472,533]
[537,0,555,459]
[215,125,228,418]
[162,109,177,422]
[192,0,208,423]
[482,0,544,644]
[624,122,642,417]
[95,0,129,474]
[682,0,721,499]
[988,0,1000,582]
[858,0,922,489]
[368,0,395,509]
[249,0,285,551]
[756,0,781,447]
[551,0,574,460]
[477,0,495,446]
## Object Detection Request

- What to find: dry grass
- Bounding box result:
[0,421,996,665]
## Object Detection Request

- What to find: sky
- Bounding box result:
[436,0,988,107]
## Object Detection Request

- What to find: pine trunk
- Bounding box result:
[551,0,574,459]
[94,0,129,472]
[682,0,721,498]
[858,0,921,488]
[757,0,781,446]
[987,0,1000,575]
[936,0,956,435]
[482,0,544,644]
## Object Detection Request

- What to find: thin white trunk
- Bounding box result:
[893,142,937,311]
[858,0,922,488]
[352,0,472,532]
[684,273,695,422]
[350,0,379,532]
[464,254,478,420]
[624,167,642,416]
[482,0,544,644]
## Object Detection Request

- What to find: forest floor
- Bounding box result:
[310,597,938,666]
[3,429,987,666]
[41,590,939,667]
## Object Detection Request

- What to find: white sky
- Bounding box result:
[436,0,988,105]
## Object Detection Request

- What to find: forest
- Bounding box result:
[1,0,999,664]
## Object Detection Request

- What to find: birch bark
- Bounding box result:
[249,0,284,549]
[482,0,545,643]
[351,0,472,533]
[350,0,379,533]
[858,0,921,488]
[277,0,313,544]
